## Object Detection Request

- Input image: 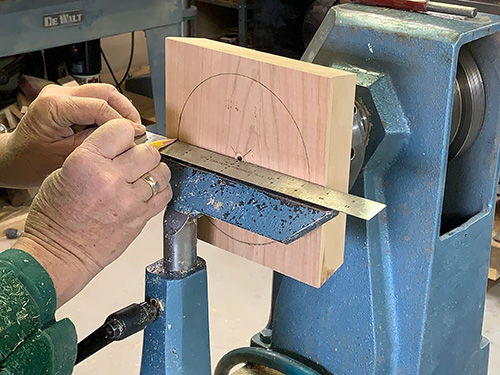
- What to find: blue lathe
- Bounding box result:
[267,5,500,374]
[136,4,500,374]
[6,1,500,374]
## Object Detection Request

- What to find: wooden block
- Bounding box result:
[489,267,499,281]
[7,103,23,120]
[17,92,29,114]
[18,75,54,101]
[58,75,80,87]
[165,38,356,287]
[3,108,18,130]
[491,243,500,281]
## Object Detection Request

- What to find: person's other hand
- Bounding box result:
[14,119,171,306]
[1,83,145,187]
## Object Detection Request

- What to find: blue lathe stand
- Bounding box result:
[137,5,500,375]
[141,208,211,374]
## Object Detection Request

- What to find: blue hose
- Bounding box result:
[214,347,322,375]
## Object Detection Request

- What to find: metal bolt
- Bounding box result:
[147,298,163,318]
[259,328,272,345]
[104,319,123,339]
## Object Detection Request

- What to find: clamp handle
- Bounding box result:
[353,0,477,17]
[75,300,160,365]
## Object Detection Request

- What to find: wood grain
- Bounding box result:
[165,37,356,287]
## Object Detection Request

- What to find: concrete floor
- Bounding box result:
[2,213,500,374]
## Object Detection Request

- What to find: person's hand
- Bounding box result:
[14,119,172,306]
[0,83,145,187]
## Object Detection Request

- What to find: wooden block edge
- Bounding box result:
[165,37,355,79]
[488,267,500,281]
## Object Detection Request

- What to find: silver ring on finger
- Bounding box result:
[142,173,160,198]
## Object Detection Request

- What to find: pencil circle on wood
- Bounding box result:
[177,72,311,246]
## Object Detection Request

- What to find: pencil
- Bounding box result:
[146,138,177,150]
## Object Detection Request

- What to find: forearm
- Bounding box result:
[13,236,97,307]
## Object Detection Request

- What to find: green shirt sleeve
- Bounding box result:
[0,249,77,375]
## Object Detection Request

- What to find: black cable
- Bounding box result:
[117,32,135,88]
[99,46,122,93]
[99,32,135,93]
[76,326,113,364]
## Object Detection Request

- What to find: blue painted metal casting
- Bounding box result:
[141,259,211,375]
[164,159,337,244]
[270,5,500,374]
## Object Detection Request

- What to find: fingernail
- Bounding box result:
[135,123,147,132]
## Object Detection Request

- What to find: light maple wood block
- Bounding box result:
[3,108,18,130]
[7,104,23,120]
[165,37,356,287]
[489,267,499,281]
[490,242,500,281]
[17,92,29,114]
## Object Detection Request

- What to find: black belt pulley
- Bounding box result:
[449,47,486,160]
